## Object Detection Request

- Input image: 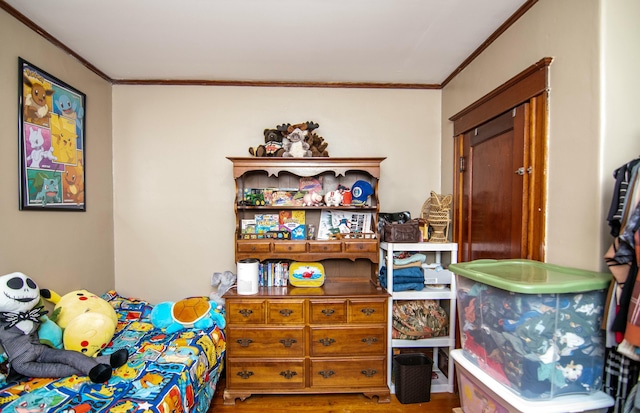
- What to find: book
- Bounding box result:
[241,219,256,234]
[255,214,279,234]
[258,261,290,287]
[317,210,372,240]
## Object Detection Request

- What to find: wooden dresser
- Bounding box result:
[224,157,389,404]
[223,282,390,405]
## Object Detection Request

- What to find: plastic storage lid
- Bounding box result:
[449,259,611,294]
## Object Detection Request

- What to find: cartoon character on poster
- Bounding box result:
[53,86,84,148]
[50,114,78,165]
[62,154,84,205]
[25,125,56,169]
[22,72,53,127]
[27,169,63,206]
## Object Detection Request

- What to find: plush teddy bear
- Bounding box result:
[306,132,329,157]
[150,297,226,334]
[209,270,237,308]
[248,129,286,157]
[0,272,128,383]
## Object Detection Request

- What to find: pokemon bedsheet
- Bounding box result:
[0,291,226,413]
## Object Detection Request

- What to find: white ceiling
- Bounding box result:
[4,0,529,85]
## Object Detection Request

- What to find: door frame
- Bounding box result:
[449,57,551,261]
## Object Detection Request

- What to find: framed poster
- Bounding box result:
[19,58,85,211]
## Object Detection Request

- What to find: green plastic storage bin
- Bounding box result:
[450,259,611,400]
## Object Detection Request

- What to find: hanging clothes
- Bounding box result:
[608,158,640,237]
[604,348,640,413]
[604,158,640,413]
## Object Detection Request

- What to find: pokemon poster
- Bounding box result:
[19,58,86,210]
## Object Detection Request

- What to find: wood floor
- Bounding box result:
[208,379,461,413]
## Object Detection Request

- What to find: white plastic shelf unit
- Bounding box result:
[380,241,458,394]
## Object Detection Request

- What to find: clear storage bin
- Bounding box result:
[450,259,611,400]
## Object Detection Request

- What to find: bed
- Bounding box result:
[0,291,226,413]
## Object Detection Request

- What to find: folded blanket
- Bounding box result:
[382,281,425,292]
[379,266,425,291]
[393,253,427,266]
[393,261,423,270]
[380,266,424,280]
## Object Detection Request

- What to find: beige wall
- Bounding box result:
[6,0,637,302]
[442,0,611,270]
[0,10,115,294]
[600,0,640,246]
[112,86,441,303]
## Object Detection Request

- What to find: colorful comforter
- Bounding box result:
[0,291,226,413]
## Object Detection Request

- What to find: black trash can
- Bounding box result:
[393,353,433,404]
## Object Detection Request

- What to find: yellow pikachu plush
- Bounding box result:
[41,289,117,357]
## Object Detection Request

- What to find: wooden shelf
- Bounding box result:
[227,157,385,179]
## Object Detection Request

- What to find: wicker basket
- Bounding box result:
[393,353,433,403]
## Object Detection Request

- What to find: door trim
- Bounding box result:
[449,57,552,136]
[451,59,550,261]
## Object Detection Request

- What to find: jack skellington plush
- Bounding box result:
[0,272,128,383]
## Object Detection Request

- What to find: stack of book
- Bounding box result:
[258,261,290,287]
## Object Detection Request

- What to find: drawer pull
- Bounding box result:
[321,309,335,317]
[279,338,297,347]
[361,337,378,345]
[237,370,254,379]
[280,370,298,380]
[279,309,293,317]
[361,368,378,378]
[239,309,253,317]
[361,308,376,316]
[319,337,336,346]
[319,370,335,379]
[236,338,253,347]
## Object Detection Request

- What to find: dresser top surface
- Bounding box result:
[223,281,389,299]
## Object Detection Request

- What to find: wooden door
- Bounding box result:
[459,106,526,261]
[451,59,550,263]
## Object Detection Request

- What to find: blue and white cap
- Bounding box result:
[351,180,373,204]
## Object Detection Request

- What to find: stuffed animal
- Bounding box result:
[209,271,237,308]
[305,131,329,157]
[38,314,63,350]
[150,297,226,334]
[248,129,286,157]
[0,272,128,383]
[40,288,117,357]
[278,122,314,158]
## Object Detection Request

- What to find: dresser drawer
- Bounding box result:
[349,299,387,323]
[227,300,265,324]
[267,300,305,324]
[344,241,378,253]
[310,357,386,388]
[236,241,271,253]
[227,360,305,389]
[310,326,386,356]
[308,241,342,253]
[273,242,307,253]
[227,327,305,357]
[309,299,346,324]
